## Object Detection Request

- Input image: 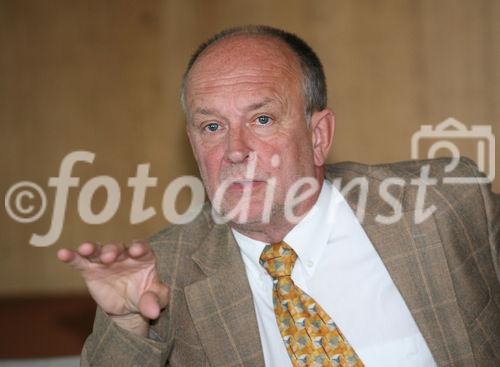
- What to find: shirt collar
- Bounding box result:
[233,180,339,276]
[282,179,334,275]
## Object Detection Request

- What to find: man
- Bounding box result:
[58,26,500,366]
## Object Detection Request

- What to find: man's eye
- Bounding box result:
[256,116,271,125]
[204,123,220,132]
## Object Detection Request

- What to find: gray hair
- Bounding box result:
[180,25,327,123]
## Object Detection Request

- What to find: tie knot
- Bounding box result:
[259,241,297,278]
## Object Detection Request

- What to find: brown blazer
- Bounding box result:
[81,157,500,367]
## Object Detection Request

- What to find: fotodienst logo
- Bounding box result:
[411,117,495,183]
[4,117,496,248]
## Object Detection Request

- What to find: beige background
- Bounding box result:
[1,0,498,295]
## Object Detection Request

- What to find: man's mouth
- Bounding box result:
[227,180,266,192]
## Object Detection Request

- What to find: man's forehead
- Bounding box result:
[189,35,300,80]
[184,35,303,117]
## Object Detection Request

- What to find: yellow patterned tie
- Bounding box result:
[259,241,364,367]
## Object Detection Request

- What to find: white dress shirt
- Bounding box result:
[232,180,437,367]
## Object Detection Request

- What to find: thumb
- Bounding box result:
[138,284,169,320]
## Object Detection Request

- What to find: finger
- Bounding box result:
[128,241,153,260]
[77,242,102,261]
[57,248,88,270]
[57,248,76,262]
[150,282,170,309]
[138,287,169,320]
[99,242,125,264]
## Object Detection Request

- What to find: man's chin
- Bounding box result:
[227,216,274,235]
[210,202,272,225]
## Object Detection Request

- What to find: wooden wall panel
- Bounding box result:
[1,0,498,295]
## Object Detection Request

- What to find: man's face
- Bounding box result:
[185,36,325,228]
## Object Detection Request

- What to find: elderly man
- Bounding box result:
[58,26,499,366]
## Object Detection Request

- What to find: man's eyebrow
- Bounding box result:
[246,98,273,111]
[193,107,218,116]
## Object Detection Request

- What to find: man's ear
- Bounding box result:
[310,109,335,166]
[186,124,193,143]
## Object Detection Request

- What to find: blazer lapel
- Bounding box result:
[327,166,474,366]
[185,223,265,366]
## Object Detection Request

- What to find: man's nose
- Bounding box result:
[225,126,252,163]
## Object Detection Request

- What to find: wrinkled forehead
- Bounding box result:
[185,35,303,105]
[191,35,300,74]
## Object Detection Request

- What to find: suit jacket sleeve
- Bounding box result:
[80,306,173,366]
